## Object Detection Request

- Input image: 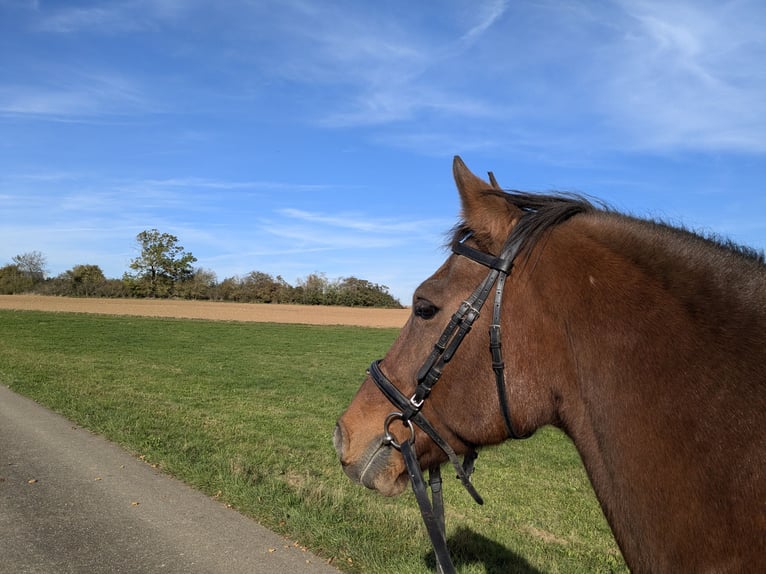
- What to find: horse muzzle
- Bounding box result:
[333,422,409,496]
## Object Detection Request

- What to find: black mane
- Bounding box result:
[450,189,596,254]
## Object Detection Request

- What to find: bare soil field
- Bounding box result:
[0,295,410,328]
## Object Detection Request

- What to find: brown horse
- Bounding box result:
[334,157,766,572]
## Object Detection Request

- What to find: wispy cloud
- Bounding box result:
[0,72,151,119]
[38,5,136,33]
[460,0,509,45]
[246,0,515,129]
[599,0,766,152]
[261,0,766,154]
[36,0,192,34]
[278,208,445,235]
[6,0,765,154]
[138,178,333,193]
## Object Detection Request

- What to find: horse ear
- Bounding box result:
[488,171,501,190]
[453,156,518,243]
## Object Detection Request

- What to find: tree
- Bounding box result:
[217,276,241,301]
[335,276,402,307]
[65,264,106,296]
[175,268,217,300]
[127,229,197,297]
[295,272,329,305]
[34,264,105,296]
[0,264,33,294]
[240,271,282,303]
[0,251,48,293]
[12,251,47,282]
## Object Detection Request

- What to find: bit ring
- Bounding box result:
[383,412,415,450]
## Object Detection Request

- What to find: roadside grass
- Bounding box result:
[0,310,627,573]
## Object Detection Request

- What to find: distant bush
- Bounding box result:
[212,271,402,308]
[17,265,402,308]
[0,264,37,294]
[34,264,127,298]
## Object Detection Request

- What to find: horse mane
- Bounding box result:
[449,189,597,255]
[638,217,766,266]
[450,188,766,269]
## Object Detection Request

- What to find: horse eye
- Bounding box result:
[414,300,439,320]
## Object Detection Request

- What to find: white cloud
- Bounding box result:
[277,208,446,235]
[460,0,509,45]
[598,0,766,152]
[286,0,766,154]
[38,6,129,33]
[36,0,193,34]
[7,0,765,155]
[0,72,151,119]
[138,178,332,193]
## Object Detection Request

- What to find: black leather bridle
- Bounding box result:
[368,217,533,574]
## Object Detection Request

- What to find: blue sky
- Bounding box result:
[1,0,764,304]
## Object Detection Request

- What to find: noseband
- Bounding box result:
[368,221,531,574]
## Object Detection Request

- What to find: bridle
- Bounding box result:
[368,216,533,574]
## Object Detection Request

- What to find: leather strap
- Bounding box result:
[453,232,527,438]
[453,240,514,274]
[370,360,483,504]
[400,440,454,574]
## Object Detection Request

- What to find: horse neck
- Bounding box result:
[512,214,766,572]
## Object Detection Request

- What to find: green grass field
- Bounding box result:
[0,310,627,573]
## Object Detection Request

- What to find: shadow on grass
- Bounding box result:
[424,526,544,574]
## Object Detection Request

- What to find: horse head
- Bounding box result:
[333,157,553,497]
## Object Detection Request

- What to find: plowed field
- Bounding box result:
[0,295,410,328]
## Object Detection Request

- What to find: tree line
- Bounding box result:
[0,230,403,309]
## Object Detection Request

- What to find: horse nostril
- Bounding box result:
[333,422,345,457]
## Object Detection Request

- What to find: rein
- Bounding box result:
[368,222,531,574]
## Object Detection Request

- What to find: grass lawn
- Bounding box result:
[0,309,626,573]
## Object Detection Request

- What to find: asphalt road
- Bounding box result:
[0,384,340,574]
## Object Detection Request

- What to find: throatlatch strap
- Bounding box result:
[490,272,518,439]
